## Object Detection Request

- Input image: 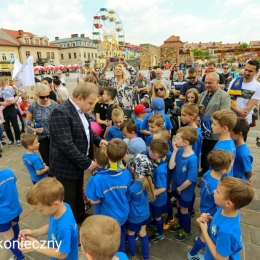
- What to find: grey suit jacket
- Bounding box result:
[198,87,231,140]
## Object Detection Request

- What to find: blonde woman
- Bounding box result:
[99,57,137,111]
[152,80,175,114]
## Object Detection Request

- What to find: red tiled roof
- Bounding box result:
[250,41,260,46]
[221,43,241,48]
[186,42,222,50]
[3,29,58,48]
[163,35,182,43]
[160,42,183,48]
[0,38,19,46]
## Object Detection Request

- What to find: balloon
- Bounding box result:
[91,122,103,136]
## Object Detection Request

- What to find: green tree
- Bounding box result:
[238,42,249,48]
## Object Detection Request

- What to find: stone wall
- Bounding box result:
[160,47,179,65]
[140,44,160,70]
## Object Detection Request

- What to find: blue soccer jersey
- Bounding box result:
[200,170,219,216]
[48,203,78,260]
[192,127,203,160]
[204,208,242,260]
[233,144,253,182]
[213,139,236,177]
[135,118,146,141]
[86,163,132,226]
[172,149,198,202]
[106,125,124,141]
[22,152,48,183]
[150,158,167,207]
[127,181,150,223]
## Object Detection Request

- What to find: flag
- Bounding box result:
[10,57,15,64]
[12,56,35,88]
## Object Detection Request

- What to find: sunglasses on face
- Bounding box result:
[155,88,164,92]
[224,67,229,69]
[39,95,50,99]
[188,77,196,79]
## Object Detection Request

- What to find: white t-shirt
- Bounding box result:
[229,78,260,123]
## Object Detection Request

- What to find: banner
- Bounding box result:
[12,56,35,88]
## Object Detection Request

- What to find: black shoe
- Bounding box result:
[197,181,201,188]
[189,209,196,217]
[2,141,6,145]
[198,170,204,177]
[172,200,177,207]
[21,129,25,133]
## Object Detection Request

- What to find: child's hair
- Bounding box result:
[21,93,29,99]
[128,154,156,201]
[26,177,64,206]
[0,77,9,90]
[181,103,204,118]
[207,150,234,171]
[149,139,168,158]
[232,117,250,137]
[212,109,237,131]
[85,75,99,85]
[80,215,120,260]
[95,148,109,168]
[176,126,198,145]
[154,129,171,142]
[106,138,127,162]
[120,118,136,133]
[21,133,37,149]
[184,88,199,104]
[104,87,117,100]
[140,100,150,108]
[98,87,104,96]
[111,104,124,118]
[148,113,164,126]
[219,177,254,209]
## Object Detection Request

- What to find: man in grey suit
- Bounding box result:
[198,72,230,176]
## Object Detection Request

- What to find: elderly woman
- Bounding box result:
[151,80,175,114]
[99,57,137,114]
[26,83,58,166]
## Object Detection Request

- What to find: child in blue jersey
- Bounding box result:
[148,139,169,243]
[134,103,149,140]
[230,117,253,183]
[187,150,234,260]
[126,154,155,260]
[168,127,198,241]
[152,129,174,230]
[0,168,24,260]
[211,109,237,176]
[80,215,129,260]
[196,177,254,260]
[140,98,173,139]
[19,178,78,259]
[106,104,124,141]
[146,113,164,146]
[21,133,49,184]
[86,138,132,253]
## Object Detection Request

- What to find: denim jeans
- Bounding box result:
[3,111,20,142]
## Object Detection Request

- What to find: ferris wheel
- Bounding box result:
[92,8,125,66]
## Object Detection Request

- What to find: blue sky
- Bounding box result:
[0,0,259,46]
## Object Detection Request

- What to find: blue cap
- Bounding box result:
[152,98,165,115]
[127,137,146,155]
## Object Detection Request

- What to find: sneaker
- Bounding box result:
[189,209,196,217]
[187,252,204,260]
[149,233,164,243]
[8,141,14,146]
[169,222,183,233]
[147,223,157,230]
[172,200,177,207]
[20,129,25,133]
[197,181,201,188]
[16,140,21,145]
[2,135,6,139]
[163,219,174,230]
[174,230,192,241]
[194,236,199,242]
[2,141,6,145]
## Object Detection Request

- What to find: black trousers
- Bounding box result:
[38,136,50,166]
[200,139,218,173]
[56,171,85,222]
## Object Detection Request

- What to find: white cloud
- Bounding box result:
[225,0,248,6]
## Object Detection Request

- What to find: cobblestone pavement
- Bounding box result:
[0,77,260,260]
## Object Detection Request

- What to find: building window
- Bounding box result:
[95,53,97,58]
[61,54,64,60]
[51,52,55,59]
[72,42,76,47]
[87,42,89,46]
[88,53,90,60]
[46,52,50,59]
[68,53,71,59]
[10,53,15,60]
[67,43,70,47]
[37,52,41,59]
[1,53,7,61]
[84,52,86,58]
[91,53,93,58]
[25,51,30,58]
[35,39,39,45]
[74,53,77,58]
[44,40,48,45]
[24,38,29,44]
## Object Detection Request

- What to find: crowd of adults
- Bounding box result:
[0,58,260,223]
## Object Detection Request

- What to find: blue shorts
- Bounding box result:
[172,191,194,208]
[125,216,151,232]
[0,215,20,232]
[150,204,167,218]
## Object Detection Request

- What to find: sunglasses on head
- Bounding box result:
[39,95,50,99]
[188,77,196,79]
[155,88,164,92]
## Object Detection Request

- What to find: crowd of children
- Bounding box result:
[0,80,257,260]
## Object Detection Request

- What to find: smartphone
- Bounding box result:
[110,57,119,62]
